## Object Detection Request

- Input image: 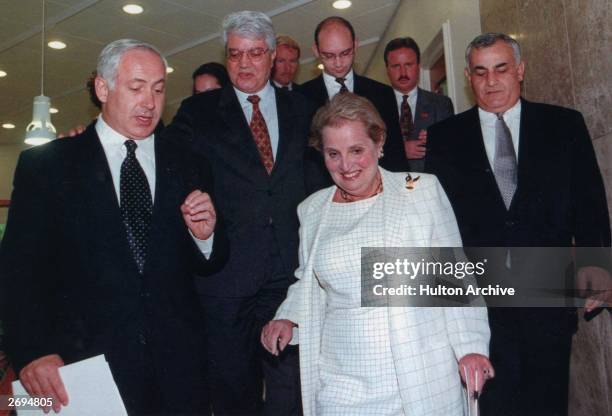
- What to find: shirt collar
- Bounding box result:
[234,82,275,108]
[95,114,155,156]
[322,69,354,90]
[394,86,418,102]
[478,99,522,125]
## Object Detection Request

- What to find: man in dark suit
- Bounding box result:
[384,37,454,172]
[0,39,226,414]
[272,35,301,91]
[426,33,610,415]
[163,11,322,416]
[297,16,407,172]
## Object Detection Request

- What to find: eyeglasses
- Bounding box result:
[227,48,270,62]
[318,48,354,61]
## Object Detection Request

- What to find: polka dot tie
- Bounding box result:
[120,140,152,274]
[247,95,274,175]
[493,113,517,209]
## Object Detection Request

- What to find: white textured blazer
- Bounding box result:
[275,168,490,416]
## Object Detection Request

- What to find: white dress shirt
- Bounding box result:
[394,87,418,120]
[273,80,294,91]
[234,83,280,158]
[95,115,213,255]
[323,69,355,98]
[478,100,521,170]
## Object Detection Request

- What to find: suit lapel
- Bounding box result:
[314,75,329,103]
[75,125,136,268]
[217,85,271,181]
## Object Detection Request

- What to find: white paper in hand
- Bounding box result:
[12,354,127,416]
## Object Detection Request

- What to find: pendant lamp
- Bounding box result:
[25,0,56,146]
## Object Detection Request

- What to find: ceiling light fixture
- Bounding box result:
[317,63,324,70]
[332,0,352,9]
[166,66,174,74]
[48,40,67,49]
[122,4,144,15]
[49,107,59,114]
[0,70,6,77]
[25,0,56,146]
[2,123,16,129]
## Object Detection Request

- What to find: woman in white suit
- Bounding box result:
[262,93,493,415]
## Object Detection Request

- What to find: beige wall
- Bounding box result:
[0,146,21,224]
[365,0,482,113]
[480,1,612,415]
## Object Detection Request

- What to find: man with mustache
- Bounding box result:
[298,16,407,172]
[163,11,323,415]
[426,32,610,415]
[0,39,226,414]
[384,37,454,172]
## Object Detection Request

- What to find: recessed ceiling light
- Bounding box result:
[2,123,15,129]
[317,63,324,70]
[166,66,174,74]
[332,0,352,9]
[123,4,144,15]
[0,70,6,77]
[48,41,67,50]
[49,107,59,114]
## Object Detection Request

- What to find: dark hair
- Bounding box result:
[383,37,421,65]
[86,70,101,109]
[314,16,355,48]
[191,62,230,95]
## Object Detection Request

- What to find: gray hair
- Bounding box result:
[222,11,276,50]
[97,39,167,89]
[465,33,521,71]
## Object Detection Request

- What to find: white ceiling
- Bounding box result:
[0,0,400,149]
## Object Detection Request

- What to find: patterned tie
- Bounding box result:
[399,94,415,141]
[247,95,274,174]
[120,140,152,274]
[335,77,348,93]
[493,113,518,209]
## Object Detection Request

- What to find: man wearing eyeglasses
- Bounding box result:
[163,10,324,416]
[297,16,407,172]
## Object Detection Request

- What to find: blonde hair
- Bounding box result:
[275,35,300,58]
[309,92,386,151]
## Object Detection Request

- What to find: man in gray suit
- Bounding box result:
[384,37,454,172]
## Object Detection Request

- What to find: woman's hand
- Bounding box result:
[261,319,295,356]
[459,353,494,397]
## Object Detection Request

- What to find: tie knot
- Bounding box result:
[402,94,409,104]
[335,77,346,85]
[124,140,137,155]
[496,112,505,121]
[247,95,261,105]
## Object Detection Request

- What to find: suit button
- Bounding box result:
[268,217,273,226]
[138,333,147,345]
[505,220,515,227]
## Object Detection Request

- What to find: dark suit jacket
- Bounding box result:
[297,73,408,172]
[163,85,325,297]
[404,88,454,172]
[426,98,610,327]
[0,124,227,411]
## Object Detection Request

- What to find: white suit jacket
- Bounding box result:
[275,168,490,416]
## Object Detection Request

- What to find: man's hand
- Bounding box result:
[261,319,295,356]
[459,353,494,398]
[57,125,86,139]
[404,129,427,159]
[181,190,216,240]
[19,354,68,413]
[576,266,612,312]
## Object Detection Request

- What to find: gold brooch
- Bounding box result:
[405,173,420,190]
